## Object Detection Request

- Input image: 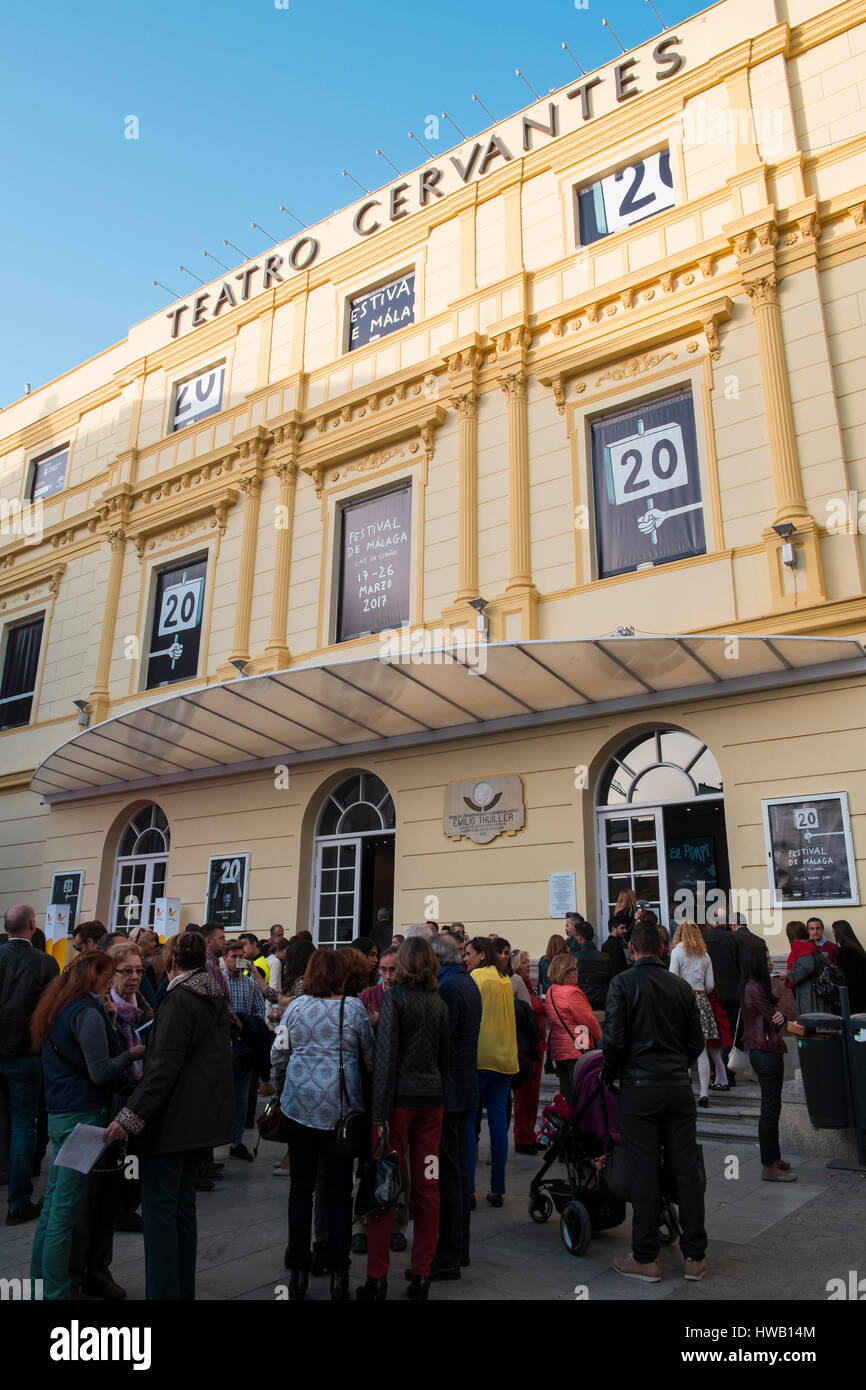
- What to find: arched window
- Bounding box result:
[315,773,395,837]
[596,729,722,807]
[111,804,170,930]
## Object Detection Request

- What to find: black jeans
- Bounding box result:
[141,1149,206,1300]
[617,1083,707,1264]
[749,1049,785,1166]
[286,1119,354,1275]
[70,1167,121,1288]
[436,1109,471,1269]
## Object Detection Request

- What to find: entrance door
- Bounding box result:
[313,838,362,947]
[109,803,170,930]
[597,807,668,934]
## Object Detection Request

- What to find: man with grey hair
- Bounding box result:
[564,911,584,959]
[405,924,433,940]
[0,904,59,1225]
[427,933,482,1279]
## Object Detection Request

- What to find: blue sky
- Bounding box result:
[0,0,700,406]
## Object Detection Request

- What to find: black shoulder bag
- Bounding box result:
[333,997,367,1160]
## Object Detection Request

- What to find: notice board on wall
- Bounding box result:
[337,487,411,641]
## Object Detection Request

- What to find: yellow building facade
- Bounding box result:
[1,0,865,955]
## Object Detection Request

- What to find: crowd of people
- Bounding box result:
[0,894,864,1300]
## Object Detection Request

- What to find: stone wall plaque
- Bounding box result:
[444,776,525,845]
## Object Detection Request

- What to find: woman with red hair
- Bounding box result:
[29,952,143,1301]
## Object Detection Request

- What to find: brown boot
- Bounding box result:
[684,1257,708,1280]
[612,1255,662,1282]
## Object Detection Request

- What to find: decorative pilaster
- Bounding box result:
[89,488,132,723]
[265,419,303,669]
[499,368,532,591]
[744,272,807,524]
[229,471,263,667]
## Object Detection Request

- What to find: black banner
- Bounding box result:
[145,556,207,688]
[591,389,705,578]
[348,273,415,350]
[337,488,411,641]
[205,853,250,929]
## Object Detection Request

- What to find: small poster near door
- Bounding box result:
[50,869,84,934]
[205,853,250,929]
[763,793,859,908]
[665,837,718,914]
[548,872,577,918]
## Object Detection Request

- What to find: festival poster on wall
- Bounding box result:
[205,854,250,929]
[763,793,859,908]
[337,487,411,641]
[348,273,415,350]
[590,389,706,578]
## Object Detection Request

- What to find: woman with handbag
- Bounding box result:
[271,948,374,1301]
[543,953,602,1105]
[29,951,143,1301]
[740,946,796,1182]
[784,921,820,1016]
[669,922,724,1107]
[358,937,449,1301]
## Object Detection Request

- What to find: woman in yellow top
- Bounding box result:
[462,937,518,1208]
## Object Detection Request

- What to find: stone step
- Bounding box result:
[696,1120,760,1143]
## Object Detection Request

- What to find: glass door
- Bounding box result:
[111,856,168,929]
[313,838,362,947]
[597,807,668,934]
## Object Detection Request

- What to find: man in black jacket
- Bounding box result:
[429,934,482,1279]
[602,921,708,1283]
[704,909,741,1077]
[105,931,234,1300]
[0,904,59,1226]
[601,917,630,977]
[572,922,613,1011]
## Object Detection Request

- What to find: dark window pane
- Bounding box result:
[0,616,44,729]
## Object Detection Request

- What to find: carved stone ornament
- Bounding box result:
[550,376,566,415]
[660,272,674,293]
[452,389,479,419]
[850,203,866,228]
[271,421,303,449]
[595,351,677,386]
[703,319,721,360]
[343,442,412,480]
[699,256,714,278]
[585,302,599,324]
[239,473,262,498]
[499,370,528,402]
[756,222,778,249]
[274,459,299,485]
[745,274,778,308]
[799,213,820,242]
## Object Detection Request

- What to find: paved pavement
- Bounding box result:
[3,1127,863,1302]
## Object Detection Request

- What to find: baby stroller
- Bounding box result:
[527,1051,681,1257]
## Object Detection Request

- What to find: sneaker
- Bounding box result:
[684,1258,708,1280]
[390,1231,408,1253]
[775,1158,791,1171]
[612,1256,662,1283]
[5,1201,42,1226]
[762,1164,797,1182]
[230,1143,255,1162]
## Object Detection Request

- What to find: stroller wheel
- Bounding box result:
[560,1201,592,1257]
[658,1203,680,1245]
[528,1193,553,1223]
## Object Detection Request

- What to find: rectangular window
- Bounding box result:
[347,271,415,351]
[171,363,225,432]
[576,148,674,246]
[145,556,207,688]
[29,446,69,503]
[589,388,705,578]
[337,487,411,641]
[0,615,44,729]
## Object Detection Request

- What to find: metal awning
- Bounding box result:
[30,634,866,803]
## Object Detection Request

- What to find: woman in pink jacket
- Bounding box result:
[543,953,602,1104]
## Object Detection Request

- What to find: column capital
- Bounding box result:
[498,369,528,403]
[744,273,778,308]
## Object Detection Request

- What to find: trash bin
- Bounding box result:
[795,1014,852,1129]
[845,1014,866,1131]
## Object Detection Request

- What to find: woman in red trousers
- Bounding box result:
[358,938,450,1301]
[511,950,547,1154]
